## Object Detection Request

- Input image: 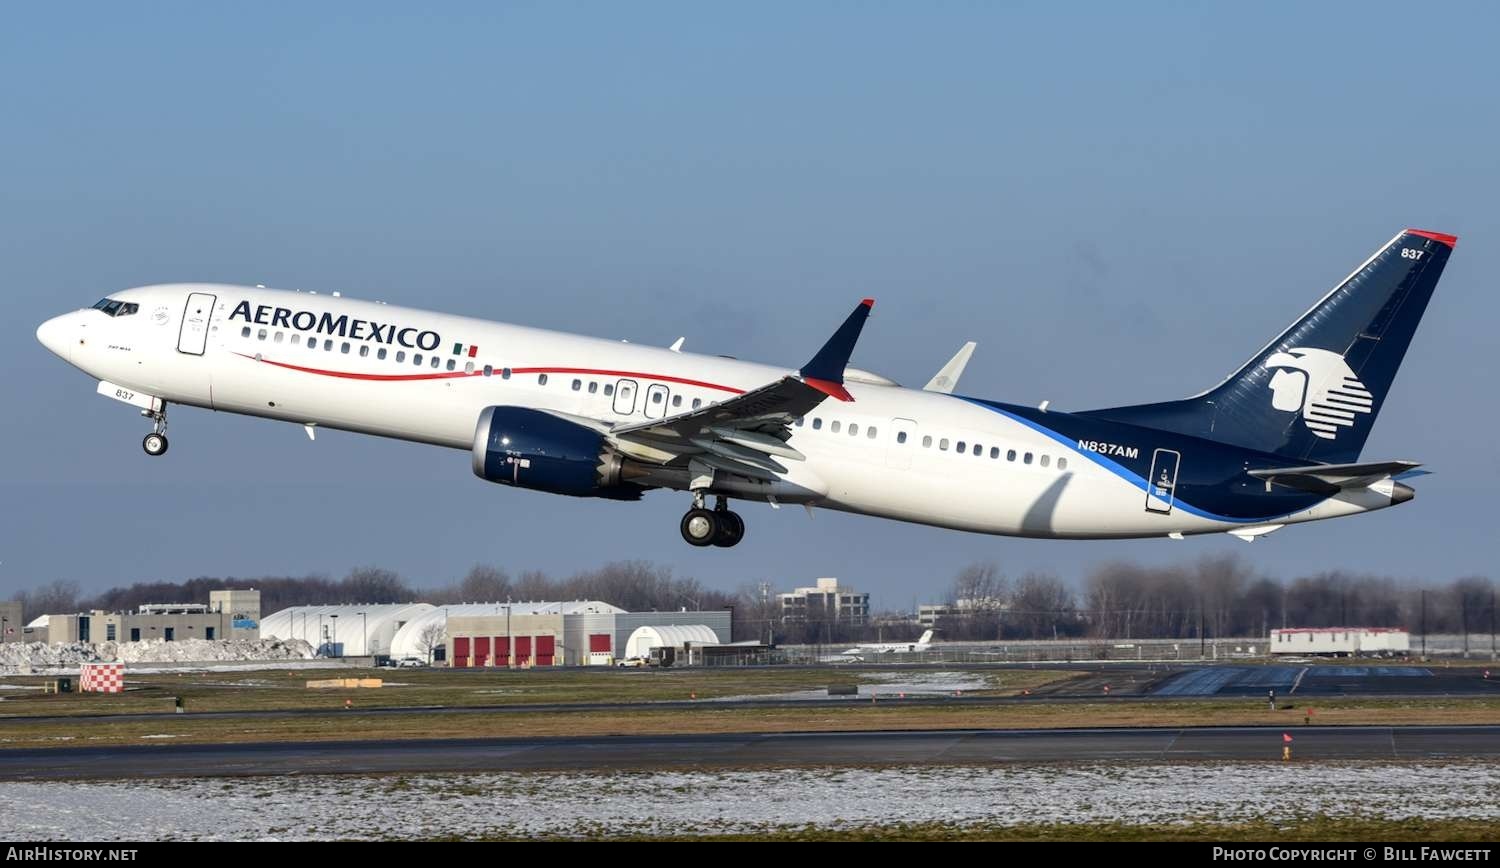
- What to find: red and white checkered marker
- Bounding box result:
[1282,732,1294,743]
[80,663,125,693]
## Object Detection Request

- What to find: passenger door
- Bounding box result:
[1145,448,1181,514]
[886,417,918,469]
[176,292,216,355]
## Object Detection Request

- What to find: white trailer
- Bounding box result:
[1270,627,1410,657]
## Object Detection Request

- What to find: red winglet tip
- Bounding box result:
[860,297,875,308]
[804,377,854,402]
[1406,229,1458,248]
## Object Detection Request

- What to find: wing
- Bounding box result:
[606,299,874,485]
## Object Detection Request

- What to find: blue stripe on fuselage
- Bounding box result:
[957,397,1320,525]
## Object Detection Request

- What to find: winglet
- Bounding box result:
[799,299,874,401]
[924,341,976,393]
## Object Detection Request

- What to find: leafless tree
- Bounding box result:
[417,621,446,664]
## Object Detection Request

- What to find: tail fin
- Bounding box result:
[1082,229,1455,463]
[917,630,934,645]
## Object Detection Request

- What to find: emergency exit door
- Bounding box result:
[1145,448,1181,514]
[176,292,216,355]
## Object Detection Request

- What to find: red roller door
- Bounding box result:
[474,636,490,668]
[535,635,555,666]
[495,636,510,667]
[588,634,611,653]
[452,636,471,669]
[515,635,532,666]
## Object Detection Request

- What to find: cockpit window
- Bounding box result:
[91,298,138,317]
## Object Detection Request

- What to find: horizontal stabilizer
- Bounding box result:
[1248,460,1421,495]
[924,341,976,394]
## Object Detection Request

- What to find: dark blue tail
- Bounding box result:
[1081,229,1455,464]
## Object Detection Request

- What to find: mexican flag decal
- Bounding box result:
[453,342,480,358]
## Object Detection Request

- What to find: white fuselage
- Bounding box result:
[37,283,1393,540]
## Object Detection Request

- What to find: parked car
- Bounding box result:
[616,657,647,668]
[396,657,426,668]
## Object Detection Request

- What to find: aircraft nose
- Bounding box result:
[36,314,73,362]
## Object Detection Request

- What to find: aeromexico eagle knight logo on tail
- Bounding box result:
[1263,348,1373,441]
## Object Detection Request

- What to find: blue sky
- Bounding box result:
[3,3,1496,607]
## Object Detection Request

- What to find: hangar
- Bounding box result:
[260,603,434,657]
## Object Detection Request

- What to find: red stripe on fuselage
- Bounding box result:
[233,353,746,393]
[509,367,745,394]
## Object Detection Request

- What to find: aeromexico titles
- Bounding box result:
[36,228,1455,548]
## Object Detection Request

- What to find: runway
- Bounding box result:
[4,725,1498,780]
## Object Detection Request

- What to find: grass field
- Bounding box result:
[0,665,1069,718]
[1,667,1498,748]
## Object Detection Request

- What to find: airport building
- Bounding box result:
[258,603,436,657]
[1270,627,1410,656]
[778,578,869,626]
[32,589,262,645]
[260,601,733,666]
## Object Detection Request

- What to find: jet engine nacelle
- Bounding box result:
[472,406,641,500]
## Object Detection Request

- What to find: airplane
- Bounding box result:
[841,630,936,658]
[36,228,1454,549]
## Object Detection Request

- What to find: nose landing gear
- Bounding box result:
[679,495,745,548]
[141,405,169,456]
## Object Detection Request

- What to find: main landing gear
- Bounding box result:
[141,404,169,456]
[680,495,745,548]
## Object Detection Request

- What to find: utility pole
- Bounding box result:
[1420,589,1427,660]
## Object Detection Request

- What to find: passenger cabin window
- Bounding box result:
[868,427,878,439]
[1007,449,1017,461]
[1024,452,1033,465]
[483,364,493,376]
[502,368,512,379]
[896,431,906,444]
[973,443,982,456]
[1058,457,1068,470]
[397,351,406,363]
[572,379,582,391]
[414,354,423,366]
[258,329,267,340]
[538,374,548,385]
[341,342,350,354]
[692,398,702,409]
[830,421,841,433]
[445,358,456,371]
[672,395,682,407]
[939,438,949,451]
[922,435,932,448]
[848,423,858,436]
[377,347,386,359]
[431,355,441,368]
[275,332,284,344]
[291,334,301,346]
[464,361,474,373]
[602,382,612,395]
[241,326,251,338]
[323,339,334,351]
[812,418,823,430]
[1040,455,1050,467]
[358,345,368,357]
[589,382,599,394]
[990,447,999,459]
[956,440,966,452]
